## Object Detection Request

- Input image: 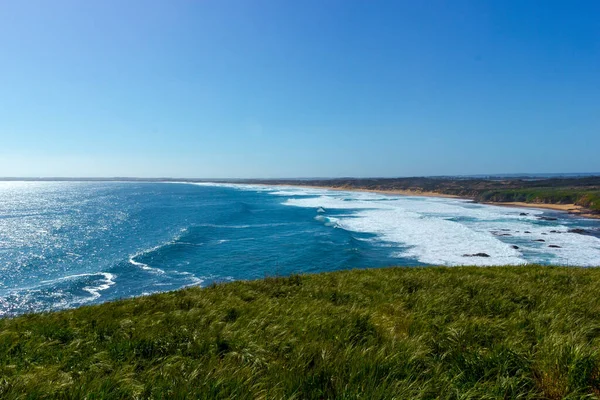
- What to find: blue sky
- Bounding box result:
[1,0,598,178]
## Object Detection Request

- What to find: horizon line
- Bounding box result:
[1,173,600,182]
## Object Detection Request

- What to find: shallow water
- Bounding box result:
[1,181,599,316]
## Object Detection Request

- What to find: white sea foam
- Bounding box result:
[185,182,274,192]
[82,272,116,300]
[314,215,327,223]
[40,272,117,301]
[127,228,192,275]
[40,272,114,285]
[178,181,600,266]
[268,187,334,196]
[129,256,166,274]
[283,191,600,266]
[269,190,311,196]
[181,181,331,197]
[176,271,205,287]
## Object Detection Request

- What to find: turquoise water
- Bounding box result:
[1,181,599,316]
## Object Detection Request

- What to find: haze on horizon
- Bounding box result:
[1,1,598,179]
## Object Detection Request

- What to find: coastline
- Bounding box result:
[267,183,600,219]
[287,184,461,199]
[482,201,600,219]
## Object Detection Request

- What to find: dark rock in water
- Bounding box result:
[538,216,558,221]
[463,253,490,257]
[549,230,559,233]
[524,231,531,234]
[541,233,547,235]
[568,228,587,234]
[534,239,546,242]
[492,232,512,236]
[501,229,511,231]
[512,245,519,249]
[548,245,561,248]
[520,213,528,216]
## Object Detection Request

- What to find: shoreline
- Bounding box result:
[267,183,600,220]
[483,201,600,219]
[285,184,461,199]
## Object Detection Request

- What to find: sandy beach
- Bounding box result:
[483,201,582,212]
[291,185,461,199]
[483,201,600,219]
[270,184,600,219]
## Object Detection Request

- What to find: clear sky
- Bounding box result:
[1,0,598,178]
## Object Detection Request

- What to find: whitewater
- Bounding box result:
[0,181,598,316]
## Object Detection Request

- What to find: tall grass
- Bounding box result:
[2,266,600,398]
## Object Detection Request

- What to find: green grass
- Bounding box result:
[3,266,600,399]
[477,189,600,212]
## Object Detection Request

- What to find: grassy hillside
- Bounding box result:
[2,266,600,399]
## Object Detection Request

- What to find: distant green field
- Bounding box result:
[2,266,600,399]
[477,189,600,212]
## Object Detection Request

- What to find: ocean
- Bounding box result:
[1,181,599,316]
